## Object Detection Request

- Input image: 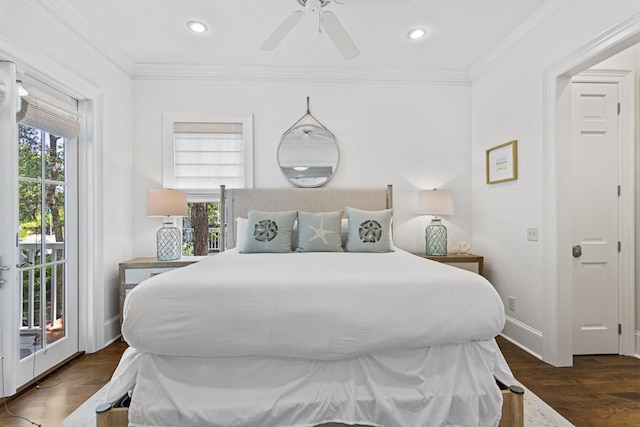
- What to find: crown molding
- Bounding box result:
[31,0,135,77]
[469,0,581,83]
[132,63,470,86]
[0,27,100,99]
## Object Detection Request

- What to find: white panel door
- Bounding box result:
[571,82,619,355]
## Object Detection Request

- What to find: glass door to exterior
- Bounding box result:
[0,62,79,395]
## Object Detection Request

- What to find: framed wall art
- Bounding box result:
[486,140,518,184]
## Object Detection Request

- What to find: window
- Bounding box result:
[162,113,253,255]
[15,77,80,359]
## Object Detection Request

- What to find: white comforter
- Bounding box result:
[122,249,505,360]
[111,249,514,427]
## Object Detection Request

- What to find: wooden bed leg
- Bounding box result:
[499,384,525,427]
[96,402,129,427]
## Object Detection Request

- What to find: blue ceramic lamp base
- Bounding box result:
[425,218,447,256]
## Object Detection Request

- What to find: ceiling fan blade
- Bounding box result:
[333,0,412,4]
[320,11,360,60]
[260,10,304,51]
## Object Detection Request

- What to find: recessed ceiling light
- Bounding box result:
[407,28,427,40]
[187,21,208,33]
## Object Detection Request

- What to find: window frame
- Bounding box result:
[161,112,254,201]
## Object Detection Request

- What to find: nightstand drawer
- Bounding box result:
[124,267,175,285]
[414,253,484,276]
[447,262,480,275]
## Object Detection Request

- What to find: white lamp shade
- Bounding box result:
[147,189,188,217]
[417,189,454,216]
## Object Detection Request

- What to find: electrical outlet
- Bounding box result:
[508,296,516,312]
[527,227,538,241]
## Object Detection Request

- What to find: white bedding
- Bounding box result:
[110,340,512,427]
[122,249,505,360]
[111,249,515,427]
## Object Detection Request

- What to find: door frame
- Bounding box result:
[544,22,639,365]
[0,53,103,396]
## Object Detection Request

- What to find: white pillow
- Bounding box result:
[235,217,247,250]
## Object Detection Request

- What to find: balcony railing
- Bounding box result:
[18,241,64,330]
[183,226,220,253]
[18,240,65,358]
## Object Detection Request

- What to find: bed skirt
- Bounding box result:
[96,384,523,427]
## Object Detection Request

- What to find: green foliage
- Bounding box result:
[182,201,220,254]
[18,124,65,237]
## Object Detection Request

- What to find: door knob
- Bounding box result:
[572,245,582,258]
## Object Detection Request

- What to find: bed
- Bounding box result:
[98,185,523,427]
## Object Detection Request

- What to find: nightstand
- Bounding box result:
[118,256,207,335]
[414,253,484,276]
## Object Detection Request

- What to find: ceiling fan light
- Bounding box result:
[187,21,208,33]
[408,28,427,40]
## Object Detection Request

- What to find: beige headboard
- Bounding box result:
[220,185,393,251]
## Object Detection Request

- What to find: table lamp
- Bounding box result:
[417,189,454,256]
[147,189,188,261]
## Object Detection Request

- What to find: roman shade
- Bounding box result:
[16,82,80,140]
[172,122,245,191]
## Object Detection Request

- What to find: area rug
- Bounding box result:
[63,381,574,427]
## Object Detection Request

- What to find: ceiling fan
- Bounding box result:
[260,0,410,61]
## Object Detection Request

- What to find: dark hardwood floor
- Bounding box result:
[1,337,640,426]
[497,336,640,427]
[0,340,127,427]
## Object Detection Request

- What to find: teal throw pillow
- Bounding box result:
[345,207,394,253]
[242,210,297,253]
[296,211,344,252]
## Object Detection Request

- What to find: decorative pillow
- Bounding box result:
[235,217,247,250]
[345,207,394,253]
[296,211,344,252]
[241,210,297,253]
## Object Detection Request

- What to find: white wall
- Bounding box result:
[132,79,473,257]
[471,0,640,364]
[0,0,134,348]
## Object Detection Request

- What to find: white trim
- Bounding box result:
[0,62,19,397]
[134,64,470,87]
[503,316,544,360]
[30,0,135,78]
[104,314,121,343]
[470,0,582,83]
[0,28,101,100]
[543,16,640,367]
[78,97,104,353]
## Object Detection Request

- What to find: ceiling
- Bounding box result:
[61,0,549,72]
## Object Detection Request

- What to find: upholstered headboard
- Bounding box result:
[220,185,393,251]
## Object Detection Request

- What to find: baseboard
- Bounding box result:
[501,316,544,360]
[103,315,121,347]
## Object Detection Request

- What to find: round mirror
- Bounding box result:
[277,124,339,188]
